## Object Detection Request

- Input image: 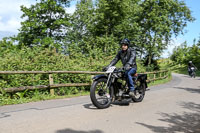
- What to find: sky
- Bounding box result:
[162,0,200,57]
[0,0,199,58]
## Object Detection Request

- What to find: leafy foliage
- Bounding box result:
[170,38,200,68]
[65,0,194,66]
[17,0,70,48]
[139,0,194,65]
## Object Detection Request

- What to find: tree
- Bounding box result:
[66,0,121,56]
[67,0,142,56]
[170,39,200,68]
[170,41,189,64]
[67,0,194,64]
[17,0,70,48]
[139,0,194,65]
[65,0,95,54]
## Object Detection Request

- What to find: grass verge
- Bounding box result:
[148,76,172,87]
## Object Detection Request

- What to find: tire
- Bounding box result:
[132,82,145,102]
[192,71,196,78]
[90,78,113,109]
[191,71,195,78]
[193,72,196,78]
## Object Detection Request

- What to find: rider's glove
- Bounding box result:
[123,64,131,71]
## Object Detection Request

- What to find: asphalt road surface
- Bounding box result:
[0,73,200,133]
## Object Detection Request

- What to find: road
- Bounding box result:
[0,73,200,133]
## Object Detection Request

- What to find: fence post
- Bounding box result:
[49,74,54,95]
[90,75,94,84]
[153,73,156,82]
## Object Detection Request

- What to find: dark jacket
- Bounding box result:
[109,48,137,70]
[188,62,195,68]
[188,62,197,71]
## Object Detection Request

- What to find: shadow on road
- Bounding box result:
[174,87,200,94]
[112,100,131,106]
[56,128,103,133]
[83,100,132,110]
[83,103,98,110]
[136,102,200,133]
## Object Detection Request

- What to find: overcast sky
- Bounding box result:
[0,0,199,58]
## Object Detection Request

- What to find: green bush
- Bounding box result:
[0,45,154,105]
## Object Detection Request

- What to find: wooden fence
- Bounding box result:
[0,70,169,95]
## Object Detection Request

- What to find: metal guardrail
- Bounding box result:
[0,70,169,94]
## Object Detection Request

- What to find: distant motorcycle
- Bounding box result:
[189,67,196,78]
[90,66,148,109]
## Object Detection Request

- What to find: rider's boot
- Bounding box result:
[129,90,136,97]
[118,89,123,96]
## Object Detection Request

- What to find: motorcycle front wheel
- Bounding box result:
[192,72,196,78]
[90,78,113,109]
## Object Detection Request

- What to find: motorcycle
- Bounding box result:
[189,67,196,78]
[90,66,148,109]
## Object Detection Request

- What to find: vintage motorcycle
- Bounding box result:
[189,67,196,78]
[90,66,148,109]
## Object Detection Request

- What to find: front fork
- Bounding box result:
[104,73,114,100]
[105,73,112,89]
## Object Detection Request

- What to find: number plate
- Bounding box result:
[106,66,116,73]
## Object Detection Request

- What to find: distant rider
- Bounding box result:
[188,61,197,75]
[104,39,137,97]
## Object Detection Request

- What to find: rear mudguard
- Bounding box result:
[137,74,148,89]
[92,74,107,81]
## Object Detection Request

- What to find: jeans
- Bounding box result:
[125,68,137,91]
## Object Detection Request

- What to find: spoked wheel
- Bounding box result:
[90,78,113,109]
[192,72,196,78]
[132,82,145,102]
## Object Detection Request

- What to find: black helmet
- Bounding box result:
[120,39,130,47]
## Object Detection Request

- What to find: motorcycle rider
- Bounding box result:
[188,61,197,75]
[104,39,137,97]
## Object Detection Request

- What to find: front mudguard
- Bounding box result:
[92,74,108,81]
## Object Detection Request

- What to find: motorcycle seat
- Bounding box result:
[132,73,138,77]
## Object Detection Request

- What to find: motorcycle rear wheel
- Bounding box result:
[132,82,145,102]
[90,78,113,109]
